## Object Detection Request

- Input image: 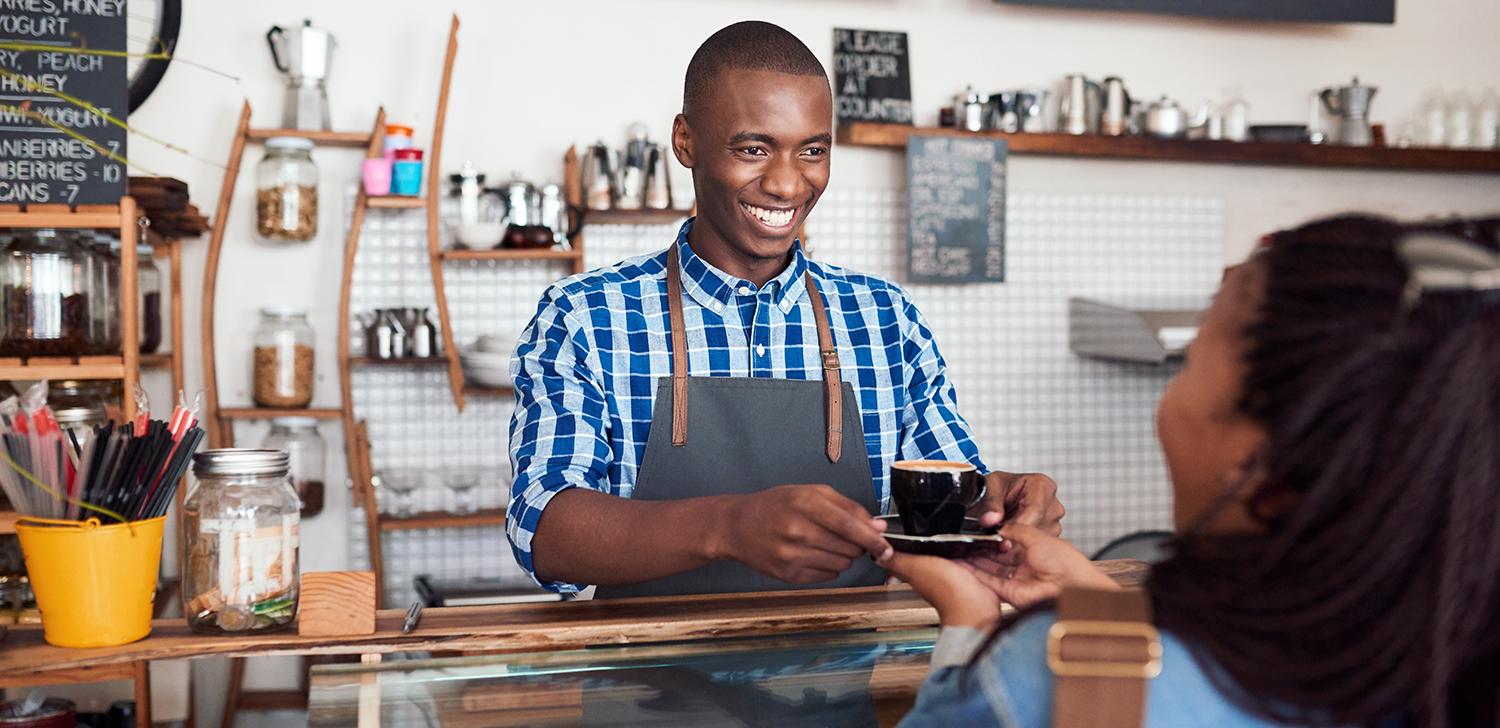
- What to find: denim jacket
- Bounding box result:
[899,611,1379,728]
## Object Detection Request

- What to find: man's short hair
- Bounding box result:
[683,21,829,117]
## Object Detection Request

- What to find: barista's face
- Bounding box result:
[671,68,832,265]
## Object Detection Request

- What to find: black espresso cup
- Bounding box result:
[891,460,985,537]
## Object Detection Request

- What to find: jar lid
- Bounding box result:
[193,448,290,477]
[384,124,414,136]
[270,416,320,428]
[259,306,308,318]
[266,136,316,151]
[394,148,424,161]
[53,406,105,426]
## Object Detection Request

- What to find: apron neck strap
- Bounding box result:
[666,243,845,462]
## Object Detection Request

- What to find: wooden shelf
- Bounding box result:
[463,383,513,397]
[367,196,426,209]
[441,248,582,262]
[0,204,126,229]
[584,208,692,225]
[0,509,18,535]
[837,122,1500,173]
[218,407,343,421]
[379,508,504,531]
[0,356,125,380]
[349,356,446,367]
[244,128,373,147]
[140,353,172,369]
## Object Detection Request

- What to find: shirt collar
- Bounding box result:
[673,217,811,315]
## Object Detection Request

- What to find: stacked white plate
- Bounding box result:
[461,336,512,389]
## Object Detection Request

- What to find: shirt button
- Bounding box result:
[737,285,752,295]
[755,344,767,357]
[712,302,724,313]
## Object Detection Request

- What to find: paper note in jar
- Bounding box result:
[202,515,299,607]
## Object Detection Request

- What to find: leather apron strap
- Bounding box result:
[1048,588,1161,728]
[666,244,843,463]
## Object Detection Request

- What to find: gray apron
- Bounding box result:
[596,245,885,598]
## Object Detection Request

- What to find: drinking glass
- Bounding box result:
[442,469,481,514]
[376,468,423,516]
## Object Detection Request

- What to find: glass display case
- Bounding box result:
[307,627,937,727]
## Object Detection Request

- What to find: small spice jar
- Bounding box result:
[183,449,301,634]
[136,244,164,353]
[261,417,326,518]
[252,308,315,408]
[255,137,319,242]
[391,148,424,196]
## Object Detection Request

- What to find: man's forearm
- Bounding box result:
[530,487,734,587]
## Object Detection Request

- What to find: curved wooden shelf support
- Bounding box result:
[201,102,252,448]
[426,14,465,413]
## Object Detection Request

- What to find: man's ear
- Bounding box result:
[671,114,694,169]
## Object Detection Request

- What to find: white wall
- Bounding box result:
[121,0,1500,722]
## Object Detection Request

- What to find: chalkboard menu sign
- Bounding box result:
[832,28,912,125]
[995,0,1394,24]
[906,135,1007,284]
[0,0,128,206]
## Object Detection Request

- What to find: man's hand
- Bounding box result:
[972,471,1064,535]
[711,484,893,584]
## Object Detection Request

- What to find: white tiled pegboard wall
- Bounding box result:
[345,189,1223,604]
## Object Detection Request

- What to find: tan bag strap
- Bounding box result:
[664,244,843,461]
[1049,588,1161,728]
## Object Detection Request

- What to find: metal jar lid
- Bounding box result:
[193,448,290,477]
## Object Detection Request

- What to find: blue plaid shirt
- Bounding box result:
[508,219,988,592]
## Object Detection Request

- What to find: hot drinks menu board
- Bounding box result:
[832,28,912,125]
[906,134,1007,283]
[0,0,128,205]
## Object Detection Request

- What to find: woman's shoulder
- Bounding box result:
[968,609,1302,728]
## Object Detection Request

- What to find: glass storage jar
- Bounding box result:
[183,449,301,634]
[261,417,326,518]
[0,228,93,357]
[252,308,315,408]
[128,243,163,353]
[255,137,319,242]
[47,379,116,436]
[88,234,121,355]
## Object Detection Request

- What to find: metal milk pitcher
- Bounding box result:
[1058,74,1102,135]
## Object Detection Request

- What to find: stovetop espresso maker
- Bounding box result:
[266,19,336,131]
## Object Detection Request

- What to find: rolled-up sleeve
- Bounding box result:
[507,286,612,593]
[894,288,989,474]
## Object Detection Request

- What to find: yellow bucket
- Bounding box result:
[15,515,165,648]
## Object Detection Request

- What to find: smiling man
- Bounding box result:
[507,21,1064,598]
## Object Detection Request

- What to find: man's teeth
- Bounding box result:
[743,203,794,227]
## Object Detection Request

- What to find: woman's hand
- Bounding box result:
[968,523,1118,608]
[883,551,1004,630]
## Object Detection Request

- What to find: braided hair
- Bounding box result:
[1150,214,1500,727]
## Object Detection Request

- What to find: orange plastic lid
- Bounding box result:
[384,124,414,136]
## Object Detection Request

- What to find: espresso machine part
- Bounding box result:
[1015,89,1049,133]
[642,143,673,210]
[987,92,1019,133]
[539,182,581,250]
[617,122,649,210]
[1318,77,1377,146]
[957,86,986,132]
[266,19,336,131]
[582,141,617,211]
[1058,74,1101,135]
[1100,77,1131,136]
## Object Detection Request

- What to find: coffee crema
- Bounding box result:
[892,460,976,474]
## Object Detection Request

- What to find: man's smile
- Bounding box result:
[740,201,798,233]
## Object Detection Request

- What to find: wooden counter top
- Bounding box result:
[0,560,1147,680]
